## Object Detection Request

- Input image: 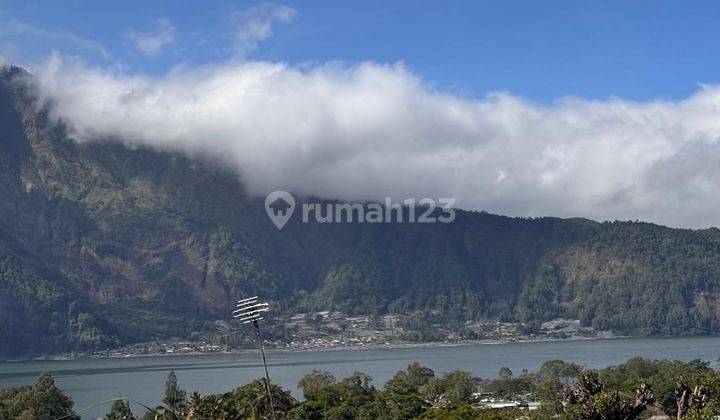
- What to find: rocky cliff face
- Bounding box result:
[2,66,720,357]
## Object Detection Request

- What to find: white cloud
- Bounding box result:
[0,14,109,58]
[230,3,296,56]
[126,18,175,57]
[29,54,720,229]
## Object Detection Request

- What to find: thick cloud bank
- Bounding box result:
[30,55,720,228]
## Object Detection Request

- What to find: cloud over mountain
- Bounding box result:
[29,54,720,228]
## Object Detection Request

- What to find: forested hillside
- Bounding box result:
[1,65,720,357]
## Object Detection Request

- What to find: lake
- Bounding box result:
[2,336,720,419]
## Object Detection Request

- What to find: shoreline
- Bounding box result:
[2,334,638,363]
[11,333,720,363]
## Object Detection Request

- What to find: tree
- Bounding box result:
[563,371,653,419]
[183,392,204,420]
[417,404,483,419]
[421,371,480,406]
[105,399,135,420]
[293,372,379,419]
[162,371,186,419]
[183,393,232,419]
[26,372,80,419]
[405,363,436,389]
[177,382,297,419]
[536,359,582,385]
[498,367,513,380]
[385,362,435,394]
[141,409,160,420]
[11,372,80,420]
[297,370,336,400]
[382,363,435,418]
[231,379,297,419]
[676,377,709,419]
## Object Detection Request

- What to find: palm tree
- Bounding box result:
[183,392,204,420]
[232,380,297,419]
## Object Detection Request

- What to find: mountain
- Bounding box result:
[1,66,720,357]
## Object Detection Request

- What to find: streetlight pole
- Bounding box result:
[233,296,276,420]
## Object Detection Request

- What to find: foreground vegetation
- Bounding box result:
[5,357,720,419]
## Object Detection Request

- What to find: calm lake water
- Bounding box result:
[2,336,720,419]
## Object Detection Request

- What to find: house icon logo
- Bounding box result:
[264,191,295,229]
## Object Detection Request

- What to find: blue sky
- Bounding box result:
[3,0,720,102]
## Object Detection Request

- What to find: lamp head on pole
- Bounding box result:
[231,295,277,420]
[233,296,270,324]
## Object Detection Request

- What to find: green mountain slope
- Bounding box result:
[1,66,720,356]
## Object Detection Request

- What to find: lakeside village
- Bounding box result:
[75,313,614,358]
